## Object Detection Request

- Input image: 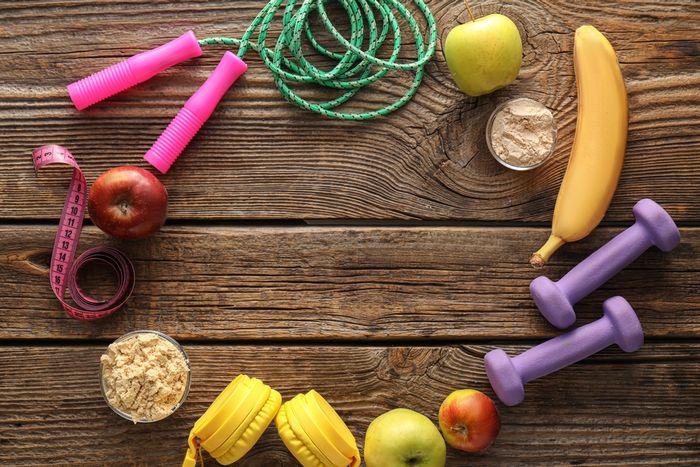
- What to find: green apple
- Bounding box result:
[364,408,446,467]
[444,13,523,96]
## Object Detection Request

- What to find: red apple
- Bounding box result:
[88,166,167,240]
[438,389,500,452]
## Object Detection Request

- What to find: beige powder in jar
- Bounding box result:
[488,98,556,169]
[100,332,189,423]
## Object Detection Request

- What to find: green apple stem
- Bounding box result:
[463,0,476,21]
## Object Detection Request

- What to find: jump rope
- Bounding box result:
[36,0,437,320]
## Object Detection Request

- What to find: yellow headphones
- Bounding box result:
[183,374,360,467]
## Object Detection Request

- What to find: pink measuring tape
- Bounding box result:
[32,145,135,320]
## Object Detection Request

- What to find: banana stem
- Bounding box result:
[530,235,566,268]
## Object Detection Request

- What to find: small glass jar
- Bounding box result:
[485,97,557,171]
[100,330,191,423]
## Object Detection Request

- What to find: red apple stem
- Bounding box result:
[463,0,476,21]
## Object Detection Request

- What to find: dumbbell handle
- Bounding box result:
[513,314,616,383]
[558,223,650,304]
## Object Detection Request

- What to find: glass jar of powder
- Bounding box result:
[100,330,191,423]
[486,97,557,171]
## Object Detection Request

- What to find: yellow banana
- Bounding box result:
[531,25,628,267]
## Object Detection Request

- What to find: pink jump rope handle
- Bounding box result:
[67,31,203,110]
[144,52,247,174]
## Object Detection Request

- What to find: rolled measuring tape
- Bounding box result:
[276,390,361,467]
[32,145,135,320]
[183,374,282,466]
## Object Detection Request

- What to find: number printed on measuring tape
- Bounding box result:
[32,145,135,320]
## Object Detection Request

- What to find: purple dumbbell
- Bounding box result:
[484,296,643,406]
[530,199,680,329]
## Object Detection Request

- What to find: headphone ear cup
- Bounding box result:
[276,402,324,467]
[216,388,282,465]
[276,391,361,467]
[183,375,282,467]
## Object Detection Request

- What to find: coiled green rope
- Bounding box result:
[198,0,437,120]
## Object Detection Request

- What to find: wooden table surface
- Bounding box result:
[1,1,699,465]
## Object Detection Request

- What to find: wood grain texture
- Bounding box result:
[0,0,697,220]
[1,225,697,340]
[1,1,698,465]
[1,344,699,466]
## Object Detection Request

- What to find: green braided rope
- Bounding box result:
[198,0,437,120]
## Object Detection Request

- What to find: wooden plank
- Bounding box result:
[0,1,697,221]
[1,225,697,340]
[1,344,698,466]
